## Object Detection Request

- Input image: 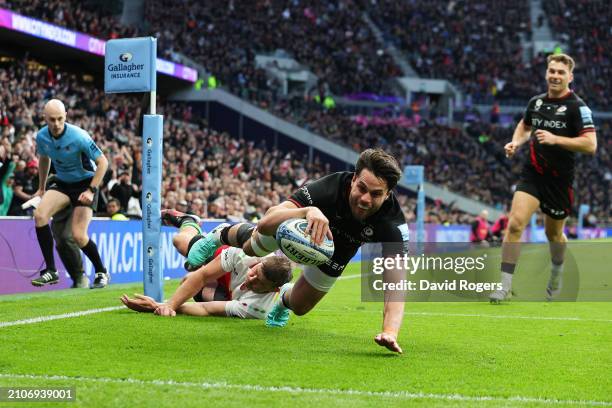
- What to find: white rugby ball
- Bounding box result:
[276,218,334,266]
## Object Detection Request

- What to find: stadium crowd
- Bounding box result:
[1,0,610,224]
[364,0,538,104]
[0,56,477,225]
[6,0,610,111]
[4,0,137,39]
[543,0,611,109]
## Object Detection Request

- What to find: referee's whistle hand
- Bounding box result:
[78,190,93,205]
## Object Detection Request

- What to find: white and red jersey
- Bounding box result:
[219,247,279,319]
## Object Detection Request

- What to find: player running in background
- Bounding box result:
[121,211,292,319]
[196,149,409,353]
[489,54,597,303]
[31,99,110,289]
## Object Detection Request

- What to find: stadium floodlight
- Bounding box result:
[403,166,425,244]
[104,37,164,302]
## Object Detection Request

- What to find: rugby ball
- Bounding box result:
[276,218,334,266]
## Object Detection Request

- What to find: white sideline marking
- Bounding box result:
[335,274,612,323]
[0,306,123,328]
[404,311,612,323]
[338,273,362,280]
[0,373,609,406]
[316,308,612,323]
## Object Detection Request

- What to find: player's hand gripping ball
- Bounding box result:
[276,218,334,266]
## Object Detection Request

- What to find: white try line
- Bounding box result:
[0,306,123,329]
[0,373,609,406]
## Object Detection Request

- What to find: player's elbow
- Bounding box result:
[97,154,109,169]
[582,133,597,155]
[587,141,597,155]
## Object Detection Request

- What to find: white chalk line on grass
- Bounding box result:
[404,311,612,323]
[0,306,123,328]
[0,373,609,406]
[335,274,612,323]
[2,272,608,329]
[316,309,612,324]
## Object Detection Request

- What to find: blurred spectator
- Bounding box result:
[9,159,39,215]
[491,213,509,242]
[110,168,140,213]
[106,198,128,221]
[0,163,15,216]
[470,210,491,244]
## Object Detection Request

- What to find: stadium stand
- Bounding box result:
[1,55,470,224]
[1,0,609,224]
[542,0,611,110]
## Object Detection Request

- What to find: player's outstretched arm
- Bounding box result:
[176,301,228,317]
[159,256,226,316]
[375,265,406,354]
[257,201,306,235]
[121,294,160,313]
[375,300,404,354]
[258,201,332,245]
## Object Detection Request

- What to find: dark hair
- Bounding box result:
[355,148,402,190]
[261,256,292,287]
[107,198,121,206]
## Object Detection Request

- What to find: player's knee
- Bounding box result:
[545,228,564,242]
[291,303,314,316]
[71,230,89,247]
[33,207,50,226]
[172,234,188,254]
[507,216,526,236]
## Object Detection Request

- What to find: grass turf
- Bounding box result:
[1,258,611,407]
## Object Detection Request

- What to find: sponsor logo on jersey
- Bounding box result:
[535,99,543,111]
[531,118,567,129]
[397,223,410,242]
[361,226,374,239]
[579,106,593,125]
[555,105,567,115]
[299,185,313,205]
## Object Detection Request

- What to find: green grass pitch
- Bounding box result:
[1,248,611,407]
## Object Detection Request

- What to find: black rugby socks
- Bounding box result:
[80,239,106,273]
[36,225,56,271]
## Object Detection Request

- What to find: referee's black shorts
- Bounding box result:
[516,166,573,220]
[48,177,99,210]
